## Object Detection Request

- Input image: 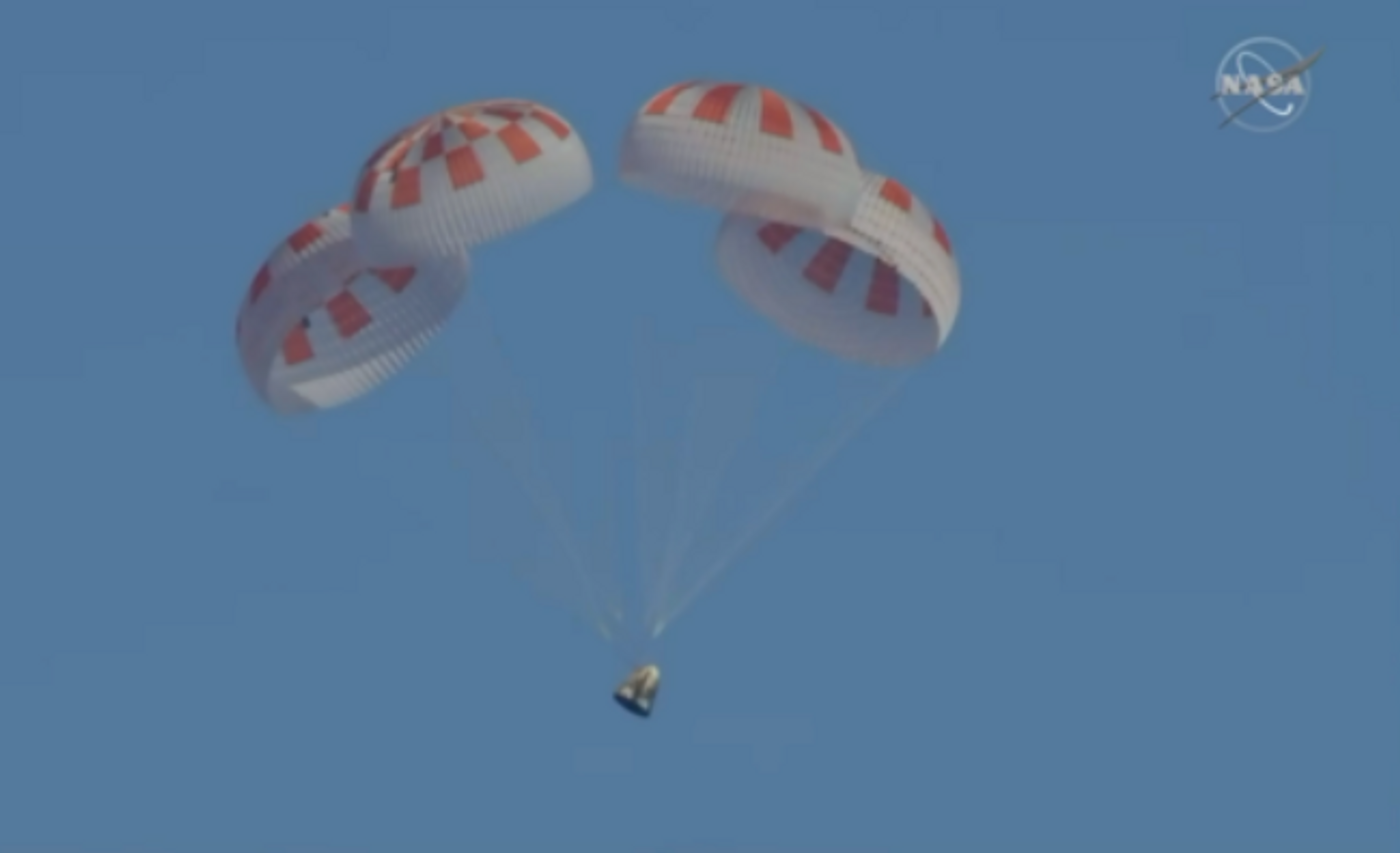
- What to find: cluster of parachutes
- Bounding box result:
[234,81,960,414]
[622,82,960,367]
[235,99,591,412]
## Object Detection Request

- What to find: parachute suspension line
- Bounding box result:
[632,322,684,638]
[652,369,911,637]
[595,439,622,631]
[447,300,611,642]
[594,437,644,665]
[647,373,706,630]
[645,343,783,633]
[449,350,603,641]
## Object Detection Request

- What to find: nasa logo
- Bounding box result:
[1214,36,1315,132]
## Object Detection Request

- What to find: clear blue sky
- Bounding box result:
[1,1,1396,851]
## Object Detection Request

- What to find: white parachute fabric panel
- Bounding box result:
[236,204,469,414]
[351,99,593,266]
[714,214,942,366]
[620,82,866,231]
[844,171,962,346]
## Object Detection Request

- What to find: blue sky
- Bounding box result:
[1,1,1397,851]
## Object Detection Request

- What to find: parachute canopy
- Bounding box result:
[235,204,469,414]
[715,209,946,366]
[351,99,593,266]
[620,81,865,233]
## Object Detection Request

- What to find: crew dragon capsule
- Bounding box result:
[614,665,661,718]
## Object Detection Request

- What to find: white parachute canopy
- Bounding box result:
[235,204,469,414]
[620,81,865,232]
[351,99,593,265]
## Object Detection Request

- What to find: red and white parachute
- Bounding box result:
[234,205,469,414]
[715,172,959,366]
[351,99,593,266]
[621,81,864,234]
[236,98,592,413]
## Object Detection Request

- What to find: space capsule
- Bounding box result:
[614,664,661,718]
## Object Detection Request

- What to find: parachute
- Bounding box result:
[351,99,593,266]
[715,205,945,367]
[620,81,864,232]
[234,204,470,414]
